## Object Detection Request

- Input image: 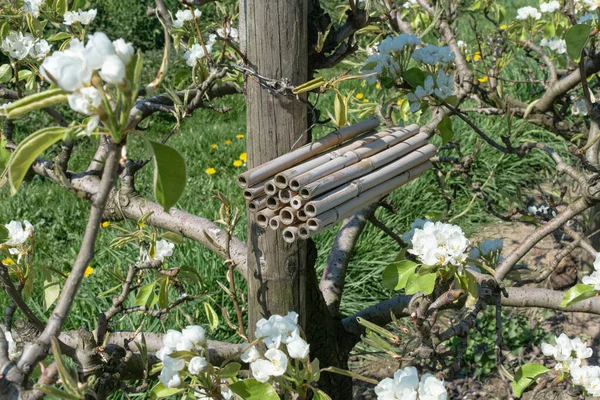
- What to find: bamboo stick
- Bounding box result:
[243,181,267,200]
[279,207,297,225]
[273,127,397,189]
[267,196,281,210]
[290,195,305,210]
[297,208,309,221]
[299,132,428,199]
[257,209,278,228]
[307,161,431,232]
[297,224,311,240]
[237,118,380,188]
[248,195,267,212]
[278,189,294,204]
[289,124,420,191]
[264,180,278,196]
[282,227,300,244]
[304,145,436,217]
[269,216,282,230]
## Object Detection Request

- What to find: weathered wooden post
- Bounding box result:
[239,0,310,332]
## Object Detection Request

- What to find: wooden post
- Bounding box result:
[240,0,309,333]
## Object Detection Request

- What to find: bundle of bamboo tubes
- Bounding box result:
[237,118,435,243]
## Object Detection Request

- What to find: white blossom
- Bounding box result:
[217,27,239,41]
[113,38,135,64]
[162,329,183,350]
[403,0,418,8]
[31,39,51,60]
[583,253,600,289]
[182,325,206,345]
[159,355,185,388]
[456,40,467,52]
[63,9,97,25]
[1,32,35,60]
[255,312,299,349]
[4,221,34,246]
[408,221,470,266]
[516,6,542,20]
[286,335,310,359]
[241,343,260,363]
[184,43,214,66]
[402,219,430,245]
[188,356,208,374]
[154,240,175,262]
[433,69,453,99]
[540,37,567,54]
[418,373,447,400]
[411,45,455,65]
[250,348,288,382]
[68,87,102,116]
[176,337,194,352]
[540,1,560,12]
[173,9,201,28]
[40,39,92,92]
[582,0,600,11]
[21,0,43,17]
[542,333,592,372]
[478,239,503,256]
[99,55,126,85]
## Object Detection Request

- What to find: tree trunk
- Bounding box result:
[240,0,310,331]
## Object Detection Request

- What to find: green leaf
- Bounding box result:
[405,272,437,295]
[321,367,379,385]
[0,225,8,243]
[566,24,593,63]
[2,88,68,119]
[402,67,426,88]
[0,64,11,83]
[512,363,550,397]
[219,362,241,378]
[560,283,597,307]
[151,383,184,399]
[55,0,68,15]
[229,379,280,400]
[158,276,169,309]
[135,282,156,307]
[148,140,187,212]
[312,388,332,400]
[204,301,219,330]
[160,231,185,244]
[43,273,60,311]
[0,134,10,171]
[334,92,348,128]
[544,22,555,39]
[438,115,453,145]
[173,69,191,90]
[292,77,325,94]
[47,32,71,42]
[382,260,418,290]
[7,127,66,194]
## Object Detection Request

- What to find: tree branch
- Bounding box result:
[0,264,45,332]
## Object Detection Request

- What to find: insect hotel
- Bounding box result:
[237,118,435,243]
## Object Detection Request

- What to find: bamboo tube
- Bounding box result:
[307,161,431,232]
[267,196,281,210]
[289,124,420,191]
[299,132,429,199]
[279,207,298,225]
[257,209,278,228]
[297,208,309,221]
[243,182,267,200]
[304,145,436,217]
[290,195,305,210]
[274,127,398,189]
[264,180,278,196]
[298,224,311,240]
[282,227,300,243]
[248,196,267,212]
[237,118,380,188]
[278,189,294,204]
[269,216,282,231]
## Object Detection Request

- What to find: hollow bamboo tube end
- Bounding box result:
[236,175,249,188]
[280,207,297,225]
[297,209,308,221]
[298,225,311,240]
[278,189,293,203]
[269,216,281,231]
[282,227,299,243]
[248,196,266,212]
[265,180,278,195]
[290,196,304,210]
[274,174,288,189]
[289,178,301,191]
[256,210,274,228]
[304,202,318,217]
[267,196,280,210]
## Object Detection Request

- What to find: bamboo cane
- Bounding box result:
[248,195,267,212]
[297,224,311,240]
[307,161,432,232]
[290,195,305,210]
[243,181,268,200]
[269,216,282,231]
[304,145,436,217]
[257,209,278,228]
[264,180,278,196]
[299,132,429,199]
[278,189,294,204]
[289,124,420,191]
[297,208,309,221]
[237,118,380,188]
[267,196,281,210]
[279,207,298,225]
[282,226,300,244]
[273,127,398,189]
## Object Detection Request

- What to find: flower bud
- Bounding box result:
[85,32,115,70]
[99,55,126,85]
[113,38,134,64]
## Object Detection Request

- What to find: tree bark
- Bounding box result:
[240,0,310,331]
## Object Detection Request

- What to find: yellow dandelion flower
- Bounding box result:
[500,24,507,30]
[466,55,471,62]
[84,266,94,277]
[239,152,247,162]
[206,167,216,175]
[233,160,243,167]
[363,99,369,103]
[236,134,245,139]
[397,99,406,106]
[498,61,504,67]
[211,144,217,149]
[101,221,110,228]
[225,140,232,145]
[473,53,481,61]
[477,76,489,83]
[2,258,14,265]
[138,222,146,229]
[376,83,381,89]
[356,93,364,100]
